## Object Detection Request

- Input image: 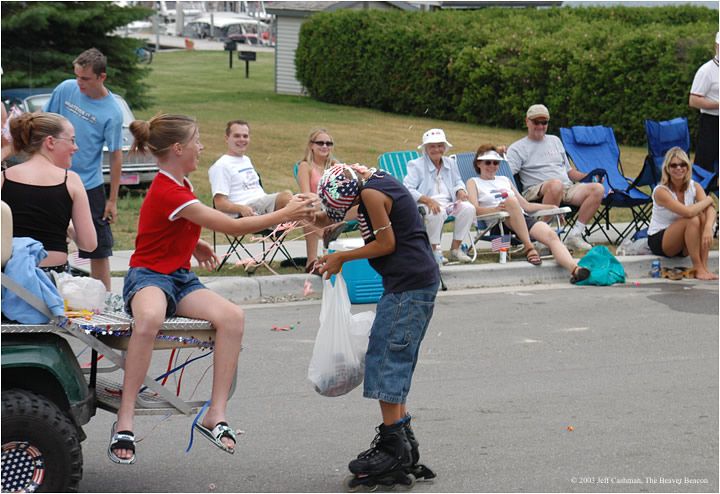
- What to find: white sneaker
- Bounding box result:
[564,234,592,251]
[449,248,472,263]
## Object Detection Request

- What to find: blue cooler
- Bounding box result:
[329,238,384,304]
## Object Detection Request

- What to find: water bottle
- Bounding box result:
[434,248,444,266]
[499,248,507,264]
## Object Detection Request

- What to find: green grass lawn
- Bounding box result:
[115,49,653,255]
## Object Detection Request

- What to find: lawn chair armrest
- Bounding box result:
[476,211,510,223]
[528,206,571,217]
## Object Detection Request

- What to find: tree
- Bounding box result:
[1,1,154,108]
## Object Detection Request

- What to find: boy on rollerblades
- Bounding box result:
[317,164,440,490]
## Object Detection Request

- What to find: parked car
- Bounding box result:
[1,88,158,188]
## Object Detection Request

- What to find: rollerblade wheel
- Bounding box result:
[343,474,380,492]
[400,473,417,490]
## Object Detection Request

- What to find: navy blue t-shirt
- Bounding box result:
[357,171,440,293]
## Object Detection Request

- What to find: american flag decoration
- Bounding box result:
[2,441,46,492]
[318,165,359,223]
[491,234,511,252]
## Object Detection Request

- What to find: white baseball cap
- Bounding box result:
[418,128,453,150]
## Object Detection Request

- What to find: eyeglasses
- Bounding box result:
[481,160,500,166]
[530,119,549,126]
[668,162,688,169]
[55,137,76,145]
[313,141,334,147]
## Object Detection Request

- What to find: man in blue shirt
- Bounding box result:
[44,48,123,290]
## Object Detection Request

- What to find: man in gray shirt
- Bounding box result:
[506,104,604,251]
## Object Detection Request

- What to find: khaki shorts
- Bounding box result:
[522,182,584,204]
[246,192,279,216]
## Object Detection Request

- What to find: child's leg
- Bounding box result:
[114,286,168,459]
[177,289,245,450]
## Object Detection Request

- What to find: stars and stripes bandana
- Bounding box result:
[317,164,361,223]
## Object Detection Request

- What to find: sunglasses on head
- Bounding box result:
[313,141,334,147]
[530,119,549,126]
[668,162,688,169]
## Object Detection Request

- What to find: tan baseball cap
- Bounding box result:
[526,104,550,119]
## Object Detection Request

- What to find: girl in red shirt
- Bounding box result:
[109,114,313,464]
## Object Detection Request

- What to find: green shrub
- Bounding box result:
[295,6,716,147]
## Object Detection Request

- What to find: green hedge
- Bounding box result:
[295,6,716,147]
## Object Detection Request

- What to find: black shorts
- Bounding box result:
[78,184,114,259]
[648,229,683,258]
[491,214,539,236]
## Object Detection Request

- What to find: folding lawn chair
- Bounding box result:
[377,150,421,181]
[559,125,652,245]
[634,117,718,193]
[453,152,570,259]
[211,199,299,274]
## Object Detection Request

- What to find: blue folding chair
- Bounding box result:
[635,117,718,193]
[453,152,570,257]
[560,126,652,245]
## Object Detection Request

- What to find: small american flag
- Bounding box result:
[69,251,91,265]
[491,234,511,252]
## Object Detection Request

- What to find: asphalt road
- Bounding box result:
[77,279,718,493]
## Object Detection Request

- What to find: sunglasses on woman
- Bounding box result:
[481,160,500,166]
[668,162,688,169]
[313,141,334,147]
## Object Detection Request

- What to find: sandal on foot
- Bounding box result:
[305,260,318,274]
[323,222,347,249]
[525,248,542,266]
[194,421,237,455]
[570,266,590,284]
[108,422,136,464]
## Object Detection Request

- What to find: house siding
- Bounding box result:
[275,16,306,95]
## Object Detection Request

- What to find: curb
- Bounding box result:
[110,251,718,303]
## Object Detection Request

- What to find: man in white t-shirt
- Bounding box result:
[689,32,719,174]
[506,104,604,251]
[209,120,292,218]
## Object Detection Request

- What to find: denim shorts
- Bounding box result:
[363,281,439,404]
[123,267,206,318]
[78,184,114,259]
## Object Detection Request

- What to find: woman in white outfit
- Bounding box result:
[647,147,717,280]
[466,144,590,284]
[403,129,475,263]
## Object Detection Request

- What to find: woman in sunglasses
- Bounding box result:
[647,147,717,280]
[466,143,590,284]
[296,128,355,272]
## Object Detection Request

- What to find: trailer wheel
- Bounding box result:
[2,389,83,493]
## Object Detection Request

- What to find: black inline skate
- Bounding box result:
[403,415,436,482]
[344,421,416,492]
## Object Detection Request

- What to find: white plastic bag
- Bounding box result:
[308,274,374,397]
[616,233,651,256]
[54,272,108,312]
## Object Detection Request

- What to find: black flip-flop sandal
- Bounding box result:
[108,422,136,464]
[525,248,542,266]
[570,266,590,284]
[194,421,237,455]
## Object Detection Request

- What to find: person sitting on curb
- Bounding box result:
[403,128,475,263]
[647,147,717,280]
[466,144,590,284]
[209,120,293,219]
[505,104,605,252]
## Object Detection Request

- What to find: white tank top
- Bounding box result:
[648,181,697,235]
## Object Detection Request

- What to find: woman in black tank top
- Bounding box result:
[1,112,97,271]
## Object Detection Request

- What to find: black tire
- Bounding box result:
[2,389,83,493]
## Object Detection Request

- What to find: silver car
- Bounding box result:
[1,88,158,187]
